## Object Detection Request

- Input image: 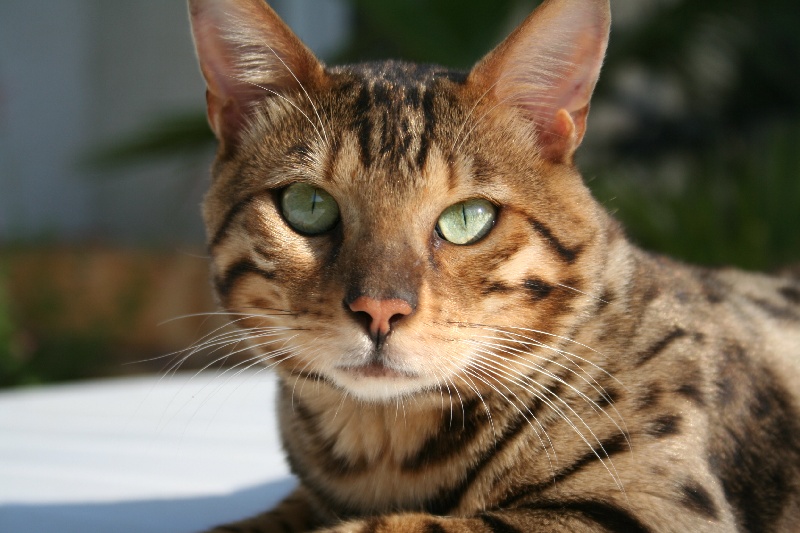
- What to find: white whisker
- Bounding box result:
[467,348,626,495]
[258,40,330,147]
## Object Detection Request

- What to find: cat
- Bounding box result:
[187,0,800,531]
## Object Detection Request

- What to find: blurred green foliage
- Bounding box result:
[335,0,530,68]
[0,269,22,386]
[590,123,800,270]
[86,111,215,170]
[0,253,128,388]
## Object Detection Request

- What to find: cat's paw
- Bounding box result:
[316,514,465,533]
[315,517,396,533]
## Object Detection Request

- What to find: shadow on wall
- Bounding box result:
[0,478,297,533]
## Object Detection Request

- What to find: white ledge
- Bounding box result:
[0,371,295,532]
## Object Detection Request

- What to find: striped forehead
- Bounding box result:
[327,61,467,176]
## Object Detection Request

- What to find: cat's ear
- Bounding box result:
[188,0,324,148]
[470,0,610,163]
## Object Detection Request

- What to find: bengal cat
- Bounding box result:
[187,0,800,531]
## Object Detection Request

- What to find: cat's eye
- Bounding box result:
[436,198,497,245]
[280,183,340,235]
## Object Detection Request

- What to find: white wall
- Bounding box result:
[0,0,349,246]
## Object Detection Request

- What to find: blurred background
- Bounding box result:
[1,0,798,387]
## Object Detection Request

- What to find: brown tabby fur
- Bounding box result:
[188,0,800,531]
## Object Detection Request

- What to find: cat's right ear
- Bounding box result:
[188,0,324,149]
[469,0,610,164]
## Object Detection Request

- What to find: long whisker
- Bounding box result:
[163,327,295,378]
[469,337,624,425]
[467,353,625,494]
[555,282,610,304]
[461,366,554,470]
[452,92,546,155]
[469,336,630,450]
[452,321,625,389]
[450,79,500,156]
[130,313,288,367]
[258,40,330,147]
[476,327,631,439]
[451,370,497,442]
[226,74,327,149]
[157,337,301,431]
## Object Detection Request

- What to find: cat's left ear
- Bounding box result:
[469,0,610,163]
[188,0,325,150]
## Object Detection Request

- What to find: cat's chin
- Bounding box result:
[339,361,417,379]
[329,363,431,402]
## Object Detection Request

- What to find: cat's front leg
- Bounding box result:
[315,502,732,533]
[314,510,626,533]
[203,486,322,533]
[315,514,476,533]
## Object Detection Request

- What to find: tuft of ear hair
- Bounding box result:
[469,0,610,164]
[187,0,324,150]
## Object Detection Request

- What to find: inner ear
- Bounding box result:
[469,0,610,163]
[188,0,325,149]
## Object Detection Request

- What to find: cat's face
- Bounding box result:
[190,0,611,401]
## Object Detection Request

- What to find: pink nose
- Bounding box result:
[348,296,413,340]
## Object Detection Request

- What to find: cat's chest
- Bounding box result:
[276,383,514,511]
[282,385,459,465]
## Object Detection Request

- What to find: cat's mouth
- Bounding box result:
[337,361,418,380]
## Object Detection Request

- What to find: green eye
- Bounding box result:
[280,183,340,235]
[436,198,497,245]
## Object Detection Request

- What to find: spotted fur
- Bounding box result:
[188,0,800,531]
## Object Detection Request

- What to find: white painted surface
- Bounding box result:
[0,371,295,533]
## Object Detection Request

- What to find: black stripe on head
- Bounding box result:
[210,195,257,248]
[523,278,554,301]
[286,141,313,162]
[528,217,582,264]
[416,87,436,170]
[214,259,275,299]
[482,281,514,295]
[353,84,373,168]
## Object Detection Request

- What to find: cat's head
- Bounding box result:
[189,0,612,402]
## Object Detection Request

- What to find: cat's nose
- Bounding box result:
[348,296,413,346]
